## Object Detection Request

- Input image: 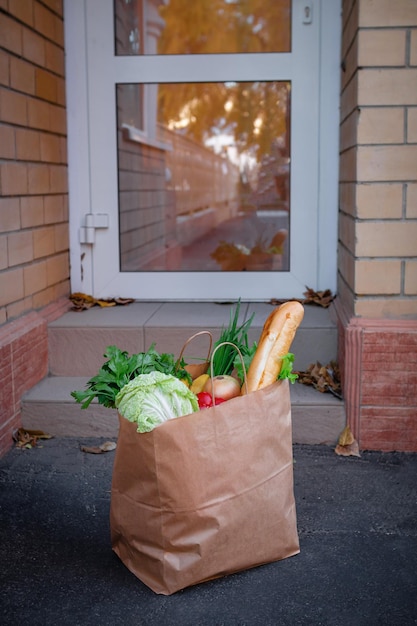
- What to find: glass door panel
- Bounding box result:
[114,0,291,56]
[117,80,290,272]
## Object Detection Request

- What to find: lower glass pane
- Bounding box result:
[117,81,290,272]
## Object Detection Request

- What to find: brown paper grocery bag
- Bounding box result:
[110,379,299,595]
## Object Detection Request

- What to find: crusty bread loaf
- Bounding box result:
[245,301,304,392]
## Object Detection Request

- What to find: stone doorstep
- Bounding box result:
[21,302,343,447]
[21,376,346,446]
[47,301,339,376]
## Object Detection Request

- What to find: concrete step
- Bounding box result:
[21,301,344,446]
[47,301,339,376]
[21,375,345,446]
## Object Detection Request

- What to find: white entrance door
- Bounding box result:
[65,0,340,301]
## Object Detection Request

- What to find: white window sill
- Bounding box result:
[121,124,172,152]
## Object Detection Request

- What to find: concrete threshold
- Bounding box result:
[48,301,339,375]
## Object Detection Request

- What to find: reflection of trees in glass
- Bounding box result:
[228,82,289,159]
[158,0,291,55]
[157,81,289,162]
[156,1,291,163]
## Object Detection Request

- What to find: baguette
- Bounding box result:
[245,301,304,393]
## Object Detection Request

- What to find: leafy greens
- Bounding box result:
[71,344,191,409]
[233,350,298,385]
[278,352,298,383]
[115,371,199,433]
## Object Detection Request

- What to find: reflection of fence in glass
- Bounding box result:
[115,0,291,56]
[118,125,240,271]
[117,80,290,272]
[160,127,241,247]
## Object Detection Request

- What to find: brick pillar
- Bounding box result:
[337,0,417,451]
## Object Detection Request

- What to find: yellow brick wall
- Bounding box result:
[0,0,69,325]
[339,0,417,318]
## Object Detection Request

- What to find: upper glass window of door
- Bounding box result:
[114,0,291,55]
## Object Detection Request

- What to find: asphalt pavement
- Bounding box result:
[1,437,416,626]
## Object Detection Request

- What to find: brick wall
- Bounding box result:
[338,0,417,451]
[339,0,417,318]
[0,0,69,323]
[0,1,70,455]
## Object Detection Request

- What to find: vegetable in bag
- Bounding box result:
[115,371,199,433]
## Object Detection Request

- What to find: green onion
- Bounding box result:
[211,300,255,376]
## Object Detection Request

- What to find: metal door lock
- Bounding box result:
[303,2,313,24]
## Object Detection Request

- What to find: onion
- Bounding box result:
[203,375,241,401]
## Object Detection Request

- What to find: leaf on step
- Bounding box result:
[71,292,96,302]
[96,300,116,307]
[335,425,360,457]
[13,428,53,449]
[302,286,335,308]
[113,297,136,305]
[269,286,335,308]
[294,360,342,399]
[80,441,117,454]
[69,293,135,311]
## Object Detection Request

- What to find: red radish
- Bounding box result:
[203,375,241,401]
[197,392,213,409]
[197,392,226,409]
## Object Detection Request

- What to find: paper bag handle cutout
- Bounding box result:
[209,341,248,405]
[176,330,213,380]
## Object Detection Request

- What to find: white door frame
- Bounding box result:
[64,0,341,301]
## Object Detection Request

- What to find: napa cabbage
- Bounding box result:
[115,371,199,433]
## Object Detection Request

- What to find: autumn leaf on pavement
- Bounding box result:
[80,441,117,454]
[13,428,53,449]
[335,425,360,457]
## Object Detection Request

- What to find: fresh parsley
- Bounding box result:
[71,344,191,409]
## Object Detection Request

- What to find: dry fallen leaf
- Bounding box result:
[295,360,342,399]
[338,425,354,446]
[100,441,117,452]
[13,428,53,449]
[80,441,117,454]
[302,287,335,308]
[270,286,335,309]
[70,293,135,311]
[335,425,360,457]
